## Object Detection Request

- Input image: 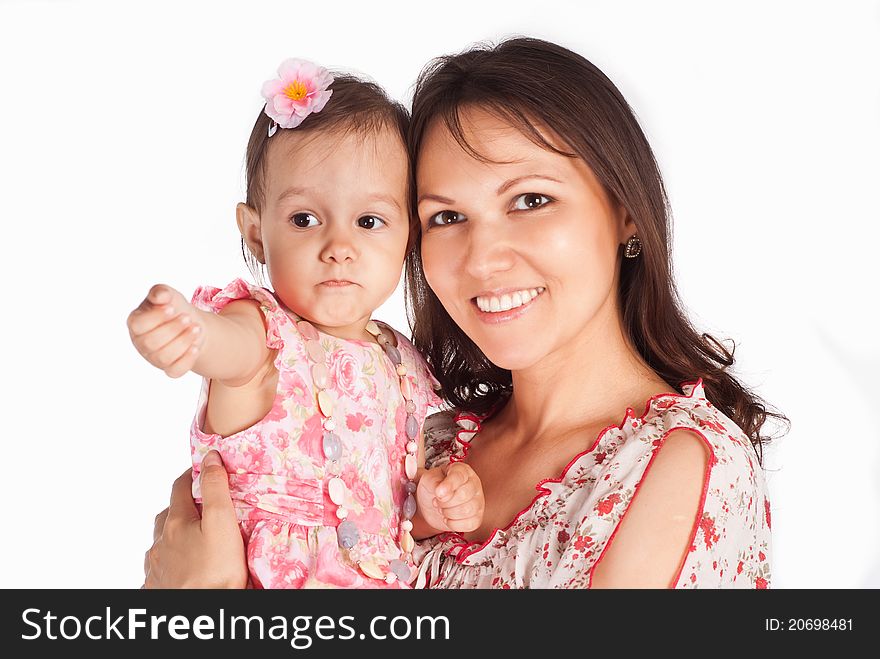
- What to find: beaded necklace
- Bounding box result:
[294,317,418,585]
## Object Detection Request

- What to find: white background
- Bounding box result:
[1,0,877,588]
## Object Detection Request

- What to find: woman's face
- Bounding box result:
[416,107,635,371]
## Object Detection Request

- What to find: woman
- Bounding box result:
[145,37,783,589]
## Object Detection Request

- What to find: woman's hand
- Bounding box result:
[144,451,248,589]
[415,462,485,534]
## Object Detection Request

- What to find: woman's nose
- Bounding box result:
[462,219,515,280]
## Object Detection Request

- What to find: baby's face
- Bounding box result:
[257,127,410,339]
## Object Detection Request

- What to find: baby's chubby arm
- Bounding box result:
[127,284,270,386]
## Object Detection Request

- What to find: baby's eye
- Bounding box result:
[512,193,552,211]
[290,213,319,228]
[357,215,386,230]
[428,210,466,227]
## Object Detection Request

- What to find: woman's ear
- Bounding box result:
[236,203,265,263]
[616,202,637,244]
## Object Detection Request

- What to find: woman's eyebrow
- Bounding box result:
[417,192,455,205]
[496,174,563,195]
[417,175,563,206]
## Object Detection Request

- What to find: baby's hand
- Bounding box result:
[416,462,484,534]
[127,284,204,378]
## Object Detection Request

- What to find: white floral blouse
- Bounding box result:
[413,380,772,589]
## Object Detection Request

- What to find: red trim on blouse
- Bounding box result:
[443,379,706,564]
[587,424,715,588]
[448,413,481,464]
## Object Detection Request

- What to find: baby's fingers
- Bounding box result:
[434,463,474,502]
[147,284,175,306]
[149,325,202,377]
[434,477,480,508]
[439,498,482,522]
[128,285,190,334]
[134,315,200,355]
[441,508,482,533]
[163,343,201,378]
[127,301,176,337]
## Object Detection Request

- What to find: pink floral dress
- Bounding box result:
[413,381,772,589]
[188,279,441,589]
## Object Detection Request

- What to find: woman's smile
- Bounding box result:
[471,286,546,324]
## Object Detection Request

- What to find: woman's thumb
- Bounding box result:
[202,450,222,469]
[198,451,234,517]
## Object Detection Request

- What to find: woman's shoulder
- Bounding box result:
[540,379,764,544]
[591,380,764,519]
[622,380,758,468]
[545,381,769,588]
[588,379,771,587]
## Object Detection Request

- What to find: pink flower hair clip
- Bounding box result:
[261,58,334,136]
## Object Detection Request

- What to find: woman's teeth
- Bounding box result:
[475,287,545,313]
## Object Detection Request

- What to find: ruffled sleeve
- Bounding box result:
[421,410,477,469]
[191,278,286,351]
[408,347,443,418]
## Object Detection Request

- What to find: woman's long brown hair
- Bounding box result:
[405,37,787,463]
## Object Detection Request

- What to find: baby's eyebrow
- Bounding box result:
[364,193,402,211]
[275,186,313,202]
[275,187,401,211]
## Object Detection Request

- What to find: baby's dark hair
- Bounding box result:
[241,74,410,278]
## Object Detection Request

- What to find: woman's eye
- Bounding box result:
[428,210,466,226]
[357,215,386,230]
[290,213,319,228]
[512,193,552,211]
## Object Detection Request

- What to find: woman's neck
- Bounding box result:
[497,309,668,443]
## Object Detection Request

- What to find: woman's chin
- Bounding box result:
[479,344,540,372]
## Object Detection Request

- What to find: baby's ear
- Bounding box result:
[236,203,265,263]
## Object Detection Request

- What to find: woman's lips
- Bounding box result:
[474,287,545,312]
[471,287,545,324]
